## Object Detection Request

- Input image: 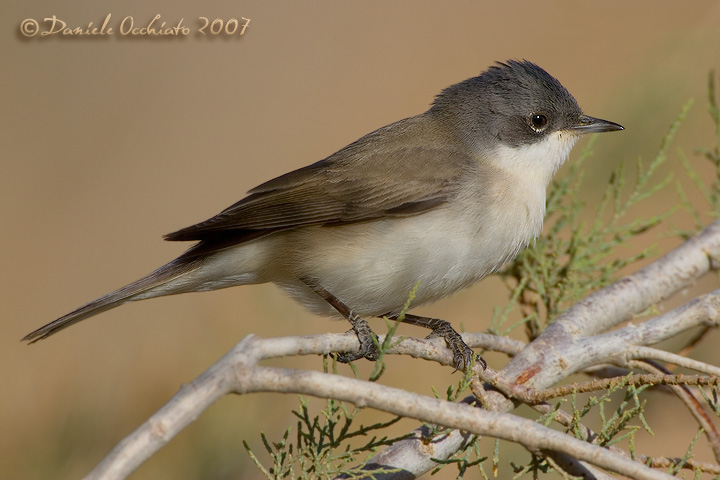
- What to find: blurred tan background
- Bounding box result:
[3,2,720,479]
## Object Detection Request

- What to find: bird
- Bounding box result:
[23,60,623,370]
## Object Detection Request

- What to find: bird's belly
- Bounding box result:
[280,204,539,316]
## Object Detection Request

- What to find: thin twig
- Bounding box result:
[637,456,720,474]
[676,325,713,359]
[627,360,720,463]
[535,373,720,402]
[627,345,720,376]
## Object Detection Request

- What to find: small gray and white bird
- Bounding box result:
[24,60,623,370]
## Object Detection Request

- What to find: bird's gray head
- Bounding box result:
[431,59,622,154]
[430,60,623,180]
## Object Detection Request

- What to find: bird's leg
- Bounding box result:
[384,313,484,371]
[303,282,379,362]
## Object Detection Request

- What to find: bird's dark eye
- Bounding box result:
[529,114,548,132]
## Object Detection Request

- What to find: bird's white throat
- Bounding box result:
[492,131,579,187]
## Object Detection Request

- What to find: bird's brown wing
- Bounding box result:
[165,120,475,248]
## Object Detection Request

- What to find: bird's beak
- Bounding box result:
[568,115,624,134]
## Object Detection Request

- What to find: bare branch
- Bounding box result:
[502,219,720,389]
[83,335,675,480]
[627,346,720,376]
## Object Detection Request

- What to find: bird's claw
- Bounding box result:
[427,324,485,372]
[336,329,380,363]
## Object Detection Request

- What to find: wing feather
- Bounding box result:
[165,116,474,244]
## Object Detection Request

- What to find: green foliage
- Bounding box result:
[698,384,720,418]
[429,439,489,479]
[509,454,569,479]
[669,429,704,476]
[678,71,720,231]
[243,397,409,479]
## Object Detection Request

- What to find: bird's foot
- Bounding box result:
[425,321,485,372]
[391,313,485,371]
[336,318,380,363]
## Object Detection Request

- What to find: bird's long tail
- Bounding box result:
[22,258,199,343]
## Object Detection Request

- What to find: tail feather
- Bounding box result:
[22,259,197,343]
